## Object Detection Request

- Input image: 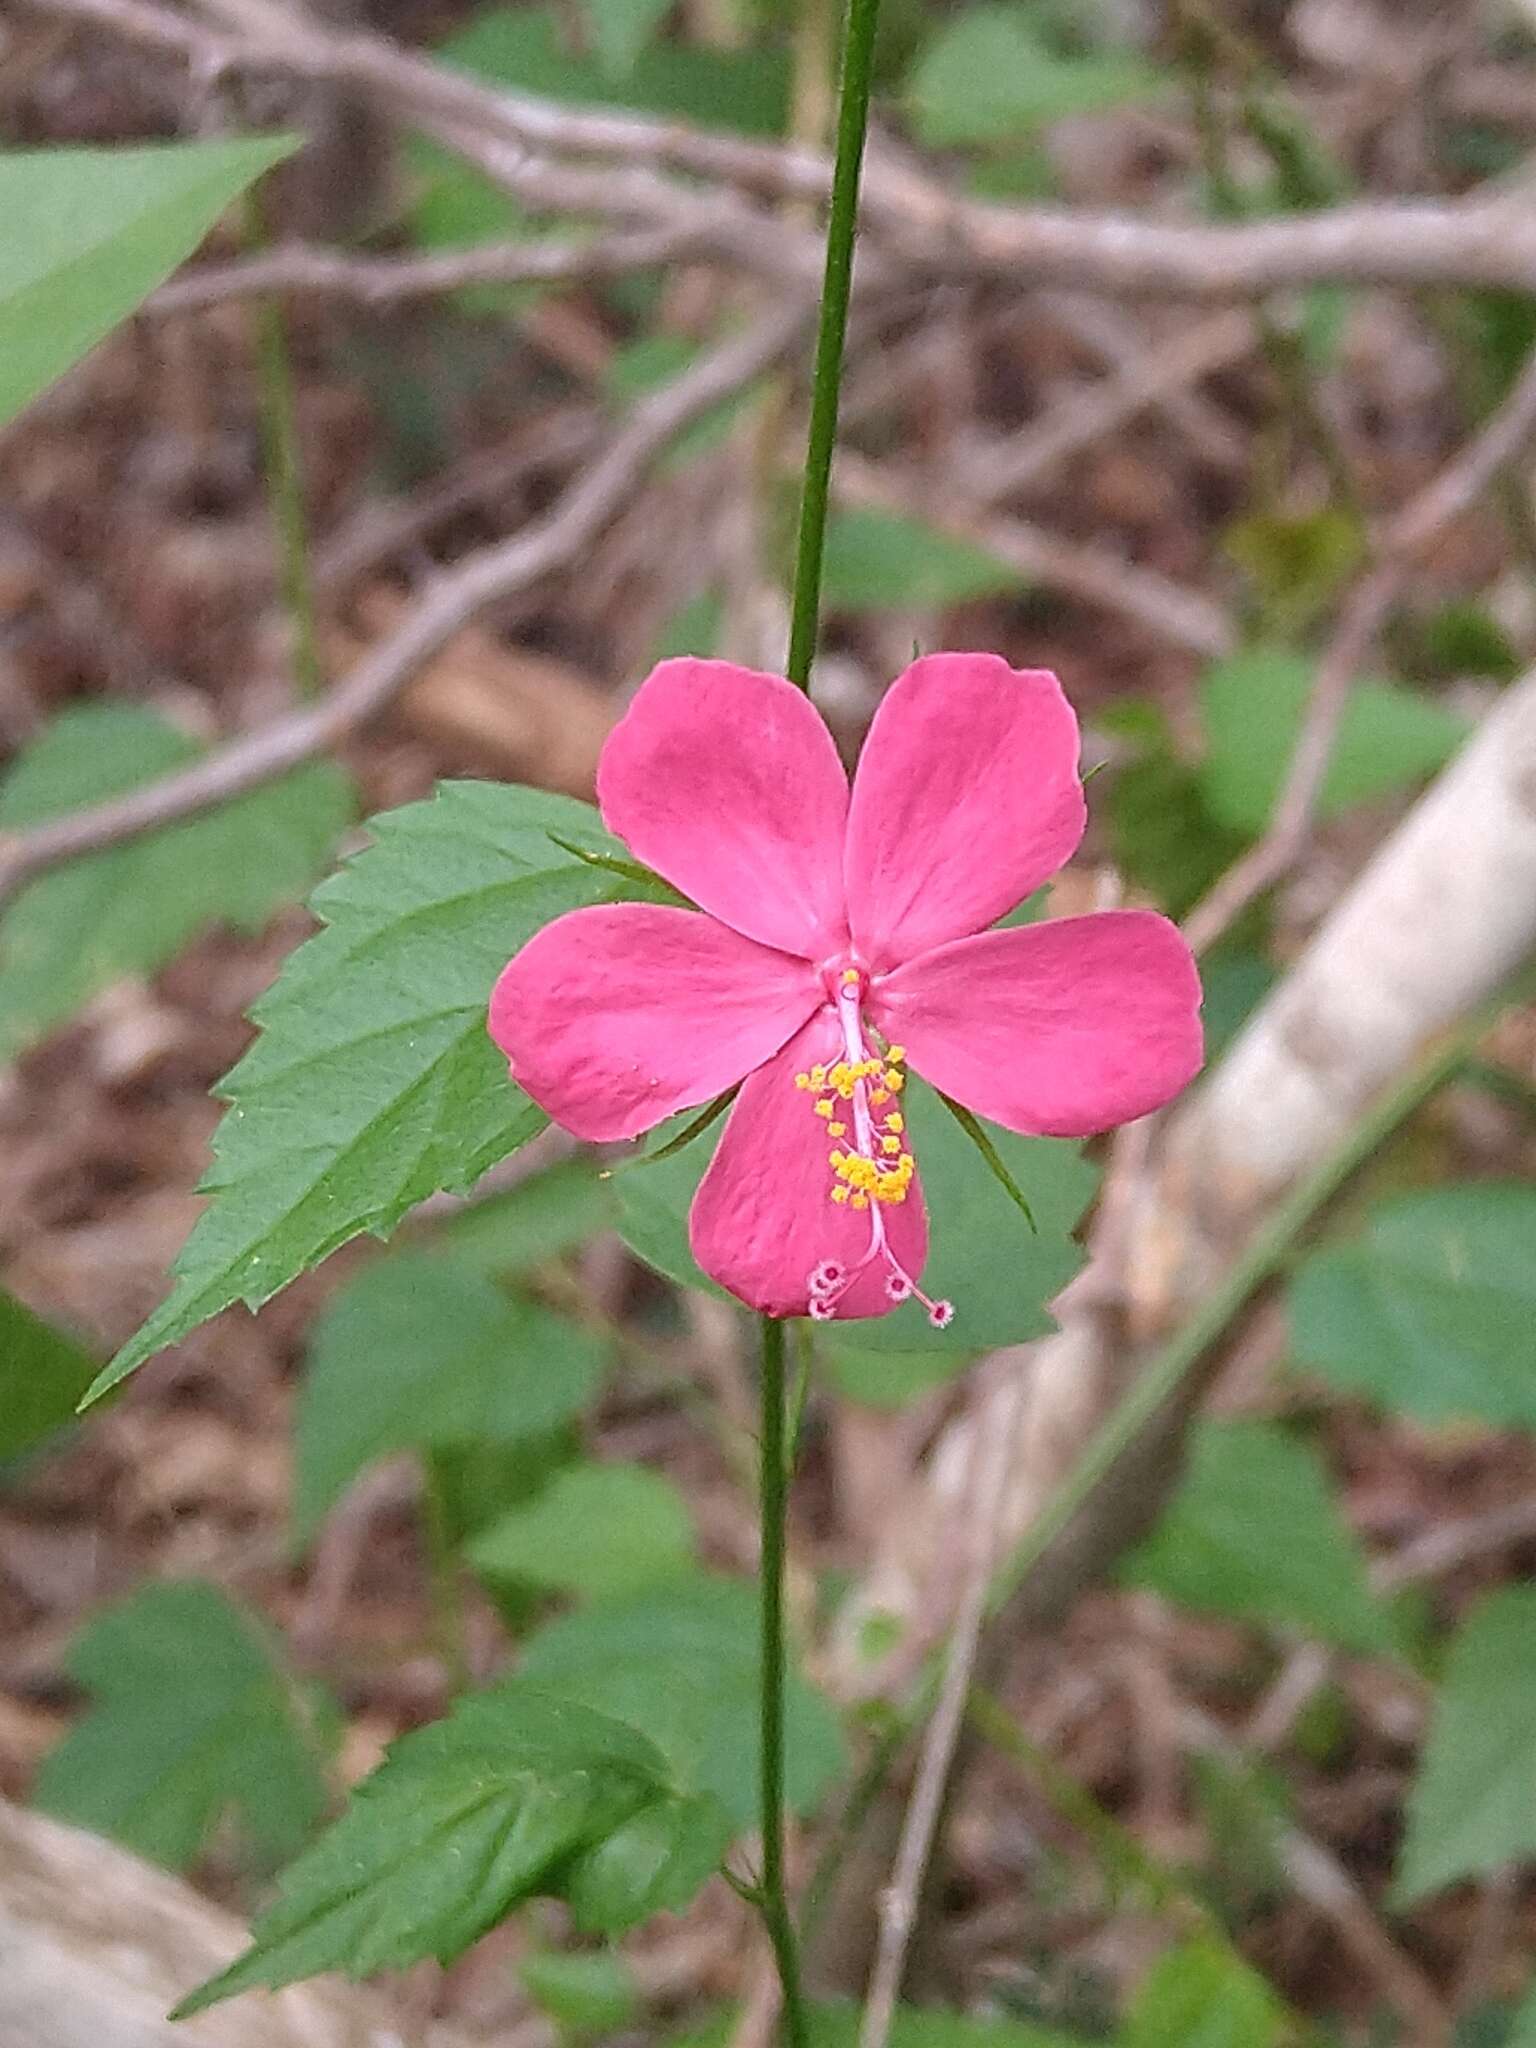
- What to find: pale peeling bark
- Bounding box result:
[834,667,1536,1686]
[0,1799,474,2048]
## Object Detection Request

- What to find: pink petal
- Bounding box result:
[597,659,850,959]
[488,903,819,1143]
[870,911,1203,1137]
[844,654,1086,971]
[689,1014,929,1320]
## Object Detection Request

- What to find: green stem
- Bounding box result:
[784,0,881,693]
[245,200,323,701]
[758,1318,809,2048]
[750,0,882,2034]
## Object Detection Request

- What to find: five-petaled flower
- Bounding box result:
[488,655,1202,1325]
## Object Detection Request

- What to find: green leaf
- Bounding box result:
[88,782,648,1405]
[518,1574,846,1830]
[34,1581,333,1872]
[1200,647,1469,837]
[620,1074,1096,1358]
[577,0,673,75]
[0,136,296,431]
[1121,1421,1399,1657]
[427,1156,616,1276]
[174,1683,713,2014]
[295,1250,606,1541]
[1395,1587,1536,1902]
[439,7,789,135]
[1506,1979,1536,2048]
[468,1461,695,1602]
[0,706,353,1064]
[0,1287,95,1460]
[821,506,1023,613]
[1120,1938,1286,2048]
[1101,700,1249,920]
[566,1788,733,1933]
[818,1344,972,1409]
[682,2005,1089,2048]
[1289,1184,1536,1429]
[520,1948,639,2034]
[907,9,1167,147]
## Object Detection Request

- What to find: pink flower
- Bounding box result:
[488,655,1202,1325]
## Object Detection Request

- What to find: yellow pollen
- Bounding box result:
[882,1136,901,1155]
[795,1073,811,1090]
[885,1044,906,1063]
[884,1070,905,1092]
[830,1185,850,1204]
[813,1099,832,1119]
[841,967,860,985]
[885,1112,904,1134]
[870,1088,889,1107]
[851,1192,869,1210]
[828,1121,847,1137]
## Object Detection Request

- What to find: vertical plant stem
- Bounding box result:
[245,199,324,701]
[784,0,882,692]
[756,1,880,2036]
[758,1317,809,2048]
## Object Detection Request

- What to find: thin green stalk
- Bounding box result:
[752,0,882,2036]
[784,0,882,693]
[758,1318,809,2048]
[245,199,323,701]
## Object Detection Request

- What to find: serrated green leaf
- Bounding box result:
[88,782,647,1405]
[0,705,353,1063]
[174,1683,693,2014]
[520,1948,639,2034]
[519,1574,846,1830]
[0,136,296,430]
[468,1461,694,1601]
[1121,1421,1399,1657]
[1200,647,1468,836]
[821,506,1023,613]
[907,9,1168,147]
[1120,1937,1286,2048]
[1289,1184,1536,1429]
[0,1287,95,1460]
[34,1581,334,1872]
[1395,1587,1536,1902]
[620,1074,1096,1358]
[567,1788,733,1932]
[295,1250,606,1541]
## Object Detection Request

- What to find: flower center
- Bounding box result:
[793,965,953,1327]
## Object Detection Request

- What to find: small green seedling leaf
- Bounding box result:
[34,1581,335,1872]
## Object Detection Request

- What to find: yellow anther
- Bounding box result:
[828,1149,845,1168]
[884,1070,905,1092]
[841,966,860,985]
[810,1065,827,1087]
[882,1136,901,1155]
[795,1073,811,1090]
[851,1192,869,1210]
[813,1098,832,1119]
[885,1111,904,1134]
[885,1044,906,1063]
[830,1185,850,1204]
[828,1121,847,1137]
[870,1088,889,1107]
